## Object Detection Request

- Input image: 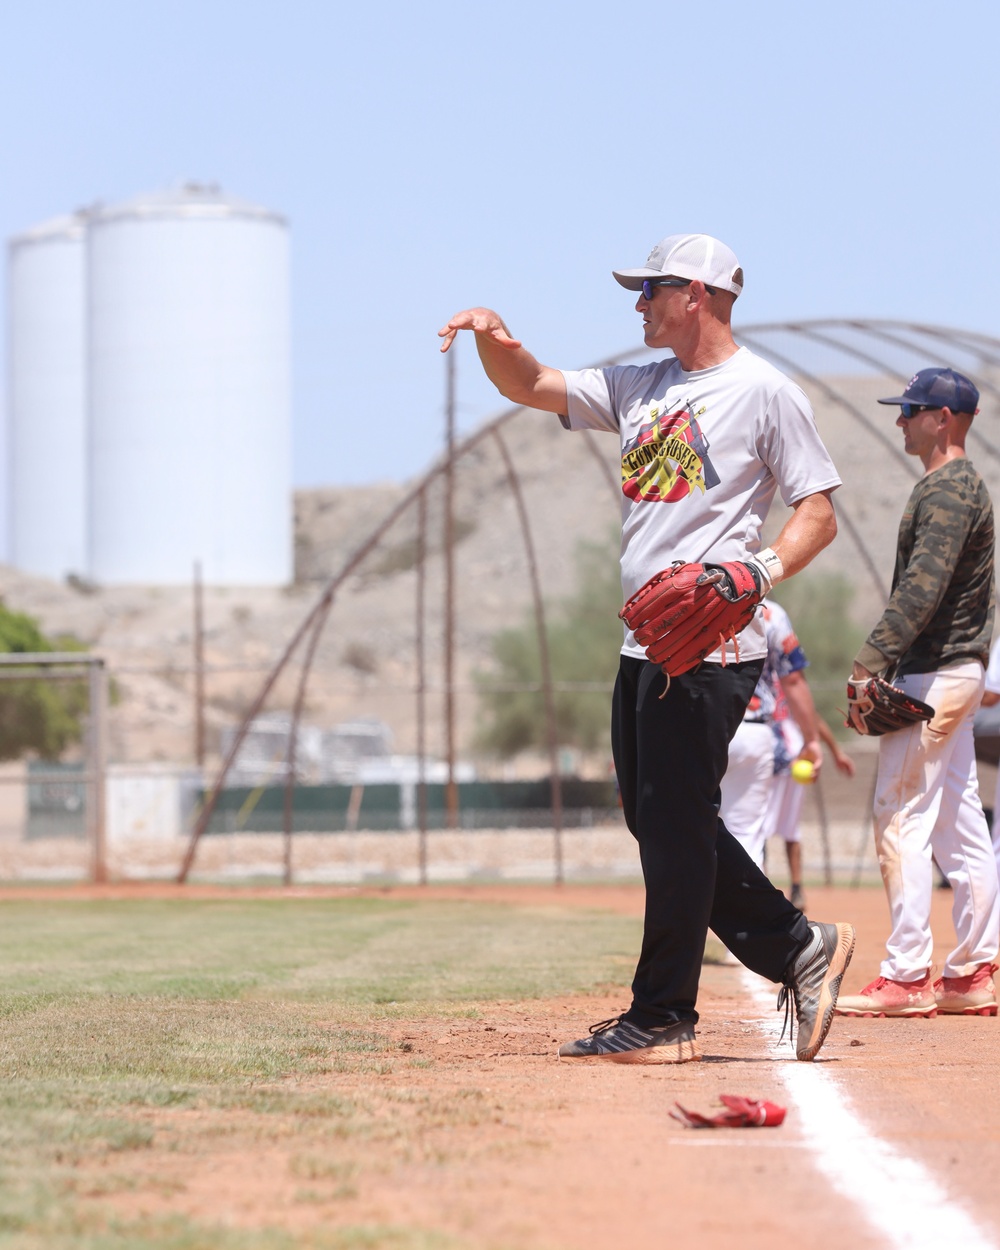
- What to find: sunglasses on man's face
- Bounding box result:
[899,403,938,419]
[640,277,719,300]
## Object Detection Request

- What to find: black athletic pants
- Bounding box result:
[611,655,811,1027]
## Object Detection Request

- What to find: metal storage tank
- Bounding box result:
[87,184,291,585]
[7,212,89,579]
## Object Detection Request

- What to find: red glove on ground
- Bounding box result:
[669,1094,787,1128]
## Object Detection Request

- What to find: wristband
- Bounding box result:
[748,547,784,593]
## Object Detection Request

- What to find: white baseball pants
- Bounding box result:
[767,771,805,844]
[874,661,1000,980]
[720,720,774,867]
[989,772,1000,882]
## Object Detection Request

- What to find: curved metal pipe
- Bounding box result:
[177,482,421,881]
[736,329,916,477]
[580,428,621,501]
[178,586,333,881]
[830,320,1000,462]
[829,500,890,604]
[735,331,906,602]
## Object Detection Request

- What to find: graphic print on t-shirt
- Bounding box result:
[620,403,720,503]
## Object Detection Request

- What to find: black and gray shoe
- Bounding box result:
[557,1015,698,1064]
[778,921,856,1061]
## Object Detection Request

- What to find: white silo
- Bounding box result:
[87,184,291,585]
[7,212,89,579]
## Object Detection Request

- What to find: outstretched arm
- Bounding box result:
[438,307,568,413]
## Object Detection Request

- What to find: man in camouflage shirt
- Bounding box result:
[837,368,1000,1019]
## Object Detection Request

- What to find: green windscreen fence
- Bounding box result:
[202,778,619,833]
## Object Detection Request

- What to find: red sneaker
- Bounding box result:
[834,972,937,1018]
[934,963,998,1016]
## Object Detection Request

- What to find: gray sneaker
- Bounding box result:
[558,1015,699,1064]
[778,921,856,1061]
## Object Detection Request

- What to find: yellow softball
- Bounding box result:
[790,759,815,784]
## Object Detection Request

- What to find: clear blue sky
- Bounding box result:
[2,0,999,489]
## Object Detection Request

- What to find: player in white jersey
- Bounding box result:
[768,715,856,913]
[722,602,821,869]
[440,232,855,1063]
[723,601,855,911]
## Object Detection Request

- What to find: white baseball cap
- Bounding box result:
[613,233,744,298]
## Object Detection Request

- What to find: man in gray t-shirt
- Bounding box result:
[440,232,856,1064]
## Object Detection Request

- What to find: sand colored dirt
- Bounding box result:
[29,883,1000,1248]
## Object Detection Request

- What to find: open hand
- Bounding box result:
[438,308,523,353]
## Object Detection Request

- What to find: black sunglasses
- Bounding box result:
[899,403,938,419]
[640,277,718,300]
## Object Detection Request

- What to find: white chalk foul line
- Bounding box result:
[742,971,998,1250]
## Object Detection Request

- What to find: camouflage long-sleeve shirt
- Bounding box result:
[855,457,995,678]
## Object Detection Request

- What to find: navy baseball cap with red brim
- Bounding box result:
[878,367,979,415]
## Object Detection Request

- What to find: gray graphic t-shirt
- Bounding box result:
[561,346,841,662]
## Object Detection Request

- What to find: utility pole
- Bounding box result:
[193,561,205,768]
[444,349,458,828]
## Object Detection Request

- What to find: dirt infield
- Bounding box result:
[16,880,999,1249]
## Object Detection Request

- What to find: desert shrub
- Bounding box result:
[475,536,622,757]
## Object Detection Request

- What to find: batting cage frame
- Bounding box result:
[175,319,1000,886]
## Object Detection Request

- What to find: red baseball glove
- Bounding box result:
[620,561,763,680]
[670,1094,787,1128]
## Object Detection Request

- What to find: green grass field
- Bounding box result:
[0,895,644,1249]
